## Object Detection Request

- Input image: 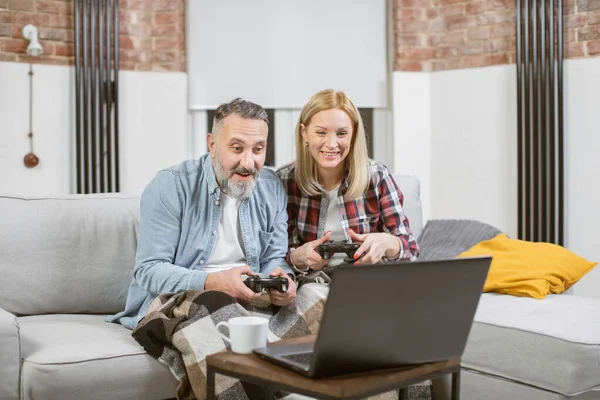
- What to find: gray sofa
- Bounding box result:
[1,175,599,400]
[0,194,178,400]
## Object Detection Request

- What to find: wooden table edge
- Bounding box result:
[206,351,460,399]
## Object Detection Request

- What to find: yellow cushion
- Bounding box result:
[458,234,597,299]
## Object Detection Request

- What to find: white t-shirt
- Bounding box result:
[203,192,247,273]
[324,187,345,241]
[323,187,348,266]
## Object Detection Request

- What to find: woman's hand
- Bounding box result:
[290,231,332,271]
[347,229,400,265]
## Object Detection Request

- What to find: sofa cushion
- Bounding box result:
[393,174,423,240]
[463,293,600,396]
[18,314,177,400]
[0,308,19,400]
[0,194,140,315]
[460,234,597,299]
[459,369,600,400]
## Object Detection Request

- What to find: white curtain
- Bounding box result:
[186,0,389,109]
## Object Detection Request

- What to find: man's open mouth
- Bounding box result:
[231,169,256,179]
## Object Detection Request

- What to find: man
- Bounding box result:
[108,98,297,329]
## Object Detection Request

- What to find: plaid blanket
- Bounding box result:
[132,283,427,400]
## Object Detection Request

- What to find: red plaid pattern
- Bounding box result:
[277,160,420,264]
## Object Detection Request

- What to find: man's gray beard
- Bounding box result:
[213,154,258,201]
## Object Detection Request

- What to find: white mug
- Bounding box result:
[216,316,269,354]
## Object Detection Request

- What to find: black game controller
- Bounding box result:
[244,276,288,293]
[314,241,360,260]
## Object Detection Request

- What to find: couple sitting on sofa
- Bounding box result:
[106,90,419,398]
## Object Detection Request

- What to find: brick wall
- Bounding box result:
[0,0,185,72]
[394,0,600,72]
[3,1,597,74]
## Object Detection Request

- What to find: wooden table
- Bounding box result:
[206,335,461,400]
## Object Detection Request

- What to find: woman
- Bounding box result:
[277,89,419,273]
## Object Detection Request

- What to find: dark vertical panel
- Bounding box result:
[75,0,82,194]
[516,0,524,241]
[516,0,563,245]
[549,0,556,243]
[266,109,275,167]
[83,0,90,194]
[105,0,113,192]
[113,0,120,192]
[539,0,547,243]
[523,0,531,240]
[359,108,374,159]
[557,0,564,245]
[98,0,106,193]
[531,0,540,241]
[207,110,216,134]
[91,0,97,193]
[540,2,553,242]
[542,0,549,243]
[75,0,119,194]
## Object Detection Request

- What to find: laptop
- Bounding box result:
[253,256,491,378]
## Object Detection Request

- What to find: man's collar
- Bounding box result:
[203,154,221,196]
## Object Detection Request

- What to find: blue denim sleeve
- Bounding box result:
[260,180,293,277]
[133,171,208,294]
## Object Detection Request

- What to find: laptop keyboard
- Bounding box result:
[282,352,313,365]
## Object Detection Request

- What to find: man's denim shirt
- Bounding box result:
[107,154,292,329]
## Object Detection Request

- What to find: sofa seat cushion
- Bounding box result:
[463,293,600,396]
[18,314,177,400]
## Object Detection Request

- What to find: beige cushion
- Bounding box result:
[19,314,177,400]
[0,194,140,315]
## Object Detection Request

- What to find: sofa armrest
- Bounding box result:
[0,308,20,400]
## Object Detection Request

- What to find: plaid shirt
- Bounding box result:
[276,160,420,264]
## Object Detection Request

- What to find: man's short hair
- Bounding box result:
[211,98,269,135]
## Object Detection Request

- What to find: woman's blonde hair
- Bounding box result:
[294,89,370,200]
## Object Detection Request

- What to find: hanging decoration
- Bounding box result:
[24,63,39,169]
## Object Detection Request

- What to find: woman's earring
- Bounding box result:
[304,141,309,148]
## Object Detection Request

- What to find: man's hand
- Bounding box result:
[267,267,297,306]
[291,231,332,271]
[204,265,261,302]
[347,229,400,265]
